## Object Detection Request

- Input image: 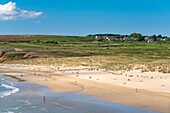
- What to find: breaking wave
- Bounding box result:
[0,83,19,98]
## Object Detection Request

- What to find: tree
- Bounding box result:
[158,35,162,38]
[130,33,142,38]
[150,35,157,41]
[138,36,145,41]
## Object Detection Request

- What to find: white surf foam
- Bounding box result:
[0,84,19,98]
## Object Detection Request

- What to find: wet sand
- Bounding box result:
[0,64,170,113]
[0,75,158,113]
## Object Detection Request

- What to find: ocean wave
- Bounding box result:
[0,84,19,98]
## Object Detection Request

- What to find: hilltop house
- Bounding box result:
[144,37,149,42]
[123,37,130,41]
[144,37,154,42]
[95,36,113,42]
[95,35,133,41]
[156,38,168,41]
[94,35,168,42]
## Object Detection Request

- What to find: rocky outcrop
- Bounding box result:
[0,51,5,57]
[0,51,39,63]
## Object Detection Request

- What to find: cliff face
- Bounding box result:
[0,51,39,63]
[0,51,5,57]
[0,51,5,62]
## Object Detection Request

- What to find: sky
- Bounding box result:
[0,0,170,36]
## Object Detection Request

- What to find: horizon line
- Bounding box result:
[0,33,169,37]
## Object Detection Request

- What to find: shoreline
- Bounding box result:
[0,75,158,113]
[0,64,170,113]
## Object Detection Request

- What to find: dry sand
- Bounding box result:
[0,64,170,113]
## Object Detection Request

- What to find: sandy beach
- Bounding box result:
[0,64,170,113]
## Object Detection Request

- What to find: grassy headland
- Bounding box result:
[0,35,170,73]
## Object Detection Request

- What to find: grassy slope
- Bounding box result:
[0,35,170,72]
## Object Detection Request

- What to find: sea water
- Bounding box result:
[0,83,19,98]
[0,76,20,113]
[0,75,159,113]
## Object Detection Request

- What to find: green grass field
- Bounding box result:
[0,35,170,73]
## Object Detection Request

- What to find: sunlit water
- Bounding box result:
[0,75,158,113]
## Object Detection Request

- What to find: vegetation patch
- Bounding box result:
[0,35,169,73]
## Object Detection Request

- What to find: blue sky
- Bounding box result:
[0,0,170,36]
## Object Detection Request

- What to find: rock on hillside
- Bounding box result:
[0,51,39,63]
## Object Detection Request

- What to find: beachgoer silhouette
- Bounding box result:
[136,88,138,93]
[42,96,46,104]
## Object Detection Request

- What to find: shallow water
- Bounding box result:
[0,75,158,113]
[0,75,19,96]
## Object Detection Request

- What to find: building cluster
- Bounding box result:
[94,35,168,42]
